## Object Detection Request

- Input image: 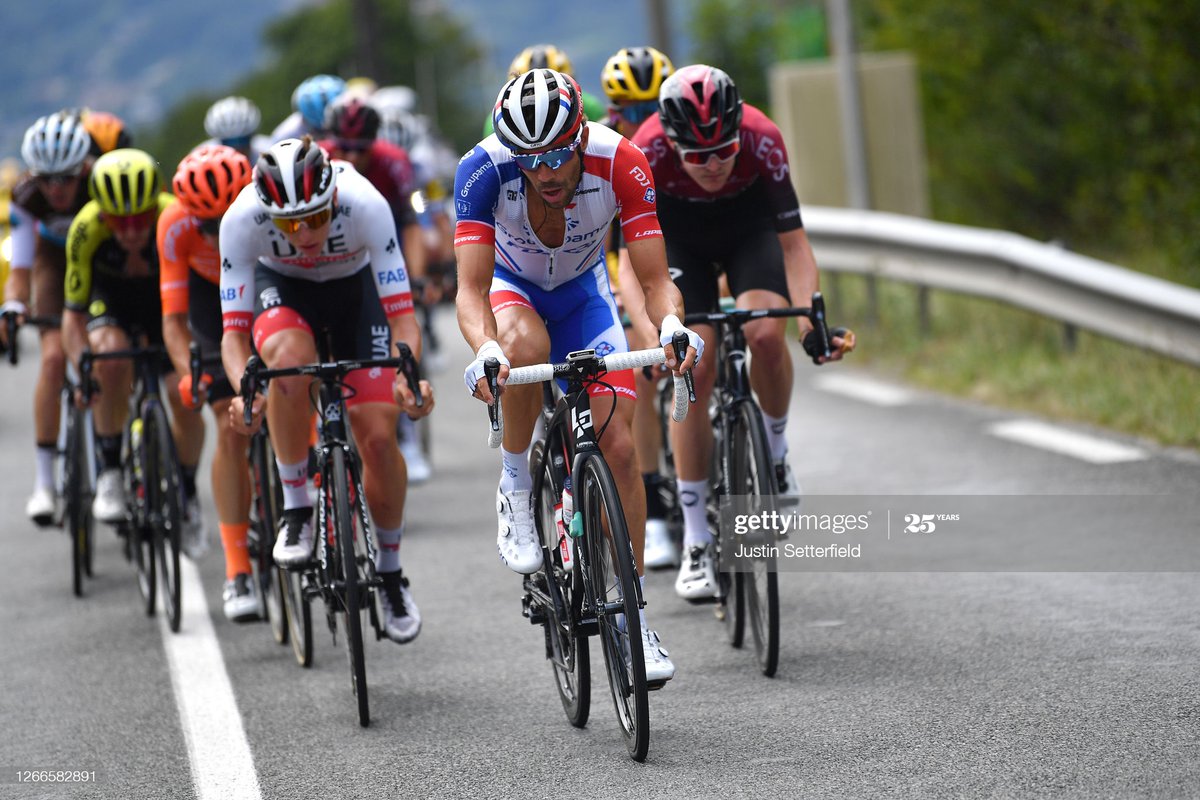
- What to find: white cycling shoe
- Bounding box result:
[496,487,541,574]
[675,543,718,601]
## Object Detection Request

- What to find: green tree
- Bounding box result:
[859,0,1200,280]
[143,0,484,172]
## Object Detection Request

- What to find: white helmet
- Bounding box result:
[492,69,584,152]
[21,111,92,175]
[252,138,335,217]
[372,85,418,115]
[204,96,262,141]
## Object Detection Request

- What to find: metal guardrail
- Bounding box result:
[803,206,1200,367]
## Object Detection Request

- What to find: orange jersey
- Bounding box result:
[156,200,221,316]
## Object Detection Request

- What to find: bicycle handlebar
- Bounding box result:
[238,342,423,427]
[682,292,848,366]
[2,310,62,366]
[484,345,691,449]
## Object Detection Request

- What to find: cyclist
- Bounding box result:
[1,111,93,525]
[61,148,207,542]
[80,110,132,156]
[220,137,434,644]
[600,45,678,570]
[628,65,854,600]
[269,74,346,143]
[320,96,432,483]
[158,144,260,616]
[202,96,271,163]
[481,44,607,138]
[455,68,703,684]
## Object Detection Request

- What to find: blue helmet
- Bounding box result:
[292,74,346,129]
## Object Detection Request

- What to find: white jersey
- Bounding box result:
[219,160,413,333]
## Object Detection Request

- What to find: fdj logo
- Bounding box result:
[570,407,593,440]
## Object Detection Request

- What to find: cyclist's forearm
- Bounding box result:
[3,267,31,306]
[62,310,89,368]
[390,313,422,363]
[220,331,253,390]
[402,222,427,280]
[162,313,193,378]
[781,227,819,314]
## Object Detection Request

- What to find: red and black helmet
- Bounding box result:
[658,64,743,149]
[324,96,381,143]
[252,137,335,217]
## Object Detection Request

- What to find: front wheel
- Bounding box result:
[146,404,184,633]
[250,431,288,644]
[579,455,649,762]
[330,446,369,727]
[63,402,95,598]
[727,400,780,677]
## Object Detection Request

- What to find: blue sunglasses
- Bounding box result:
[511,131,582,171]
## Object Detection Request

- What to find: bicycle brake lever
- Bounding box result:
[240,355,261,426]
[483,357,501,432]
[395,341,423,408]
[188,341,202,407]
[4,311,18,366]
[671,330,696,403]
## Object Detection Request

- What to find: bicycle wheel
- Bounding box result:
[145,404,184,633]
[578,454,649,761]
[727,400,780,677]
[250,432,289,645]
[330,446,369,727]
[127,420,156,616]
[63,402,94,598]
[530,439,590,729]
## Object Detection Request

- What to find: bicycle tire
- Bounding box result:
[127,419,156,616]
[146,404,184,633]
[579,454,650,761]
[727,400,780,677]
[330,446,370,727]
[530,439,590,729]
[250,432,289,645]
[64,403,94,597]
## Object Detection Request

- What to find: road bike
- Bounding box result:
[682,292,844,677]
[483,338,690,761]
[239,342,422,727]
[81,343,186,632]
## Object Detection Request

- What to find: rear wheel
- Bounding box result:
[330,447,369,727]
[579,455,649,762]
[728,401,780,677]
[250,432,288,644]
[146,404,184,633]
[531,438,590,729]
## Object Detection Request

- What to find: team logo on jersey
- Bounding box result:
[594,341,615,357]
[260,286,282,308]
[643,187,656,204]
[506,190,519,201]
[222,257,233,272]
[386,237,397,253]
[456,199,472,216]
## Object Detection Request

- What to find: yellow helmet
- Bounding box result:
[601,47,675,103]
[508,44,574,78]
[89,148,160,216]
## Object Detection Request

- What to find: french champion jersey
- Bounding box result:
[218,160,413,333]
[453,122,663,292]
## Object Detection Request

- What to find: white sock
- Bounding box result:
[677,479,712,550]
[499,445,532,493]
[374,521,404,573]
[35,446,56,492]
[276,457,311,510]
[761,411,788,462]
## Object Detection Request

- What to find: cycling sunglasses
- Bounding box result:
[103,209,156,232]
[611,100,658,125]
[37,171,82,187]
[511,130,582,171]
[333,138,373,154]
[677,138,741,166]
[196,217,222,237]
[271,206,333,234]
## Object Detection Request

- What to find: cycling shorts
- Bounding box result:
[86,276,166,349]
[251,264,394,408]
[490,262,635,401]
[657,197,790,314]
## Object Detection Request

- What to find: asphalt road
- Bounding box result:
[1,310,1198,800]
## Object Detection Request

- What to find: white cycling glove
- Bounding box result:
[464,340,510,395]
[1,300,28,317]
[659,314,703,365]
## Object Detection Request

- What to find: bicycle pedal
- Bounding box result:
[647,679,669,692]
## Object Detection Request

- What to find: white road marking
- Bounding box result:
[988,419,1148,464]
[813,373,914,406]
[160,559,263,800]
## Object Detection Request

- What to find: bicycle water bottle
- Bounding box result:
[130,417,144,481]
[556,476,574,569]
